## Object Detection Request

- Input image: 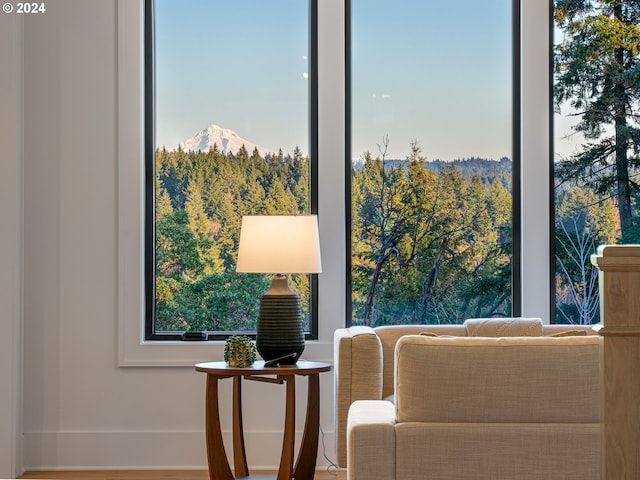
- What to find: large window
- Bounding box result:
[553,0,640,324]
[348,0,518,326]
[145,0,318,340]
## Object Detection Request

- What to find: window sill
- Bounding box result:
[118,338,334,368]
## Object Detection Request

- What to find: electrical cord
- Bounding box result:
[319,423,340,475]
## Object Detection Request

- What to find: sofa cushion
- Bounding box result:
[347,400,396,480]
[394,335,600,424]
[395,422,599,480]
[549,329,588,337]
[375,324,467,399]
[464,317,543,336]
[543,324,598,336]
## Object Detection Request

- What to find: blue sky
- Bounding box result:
[553,26,589,161]
[155,0,517,162]
[351,0,512,161]
[155,0,309,154]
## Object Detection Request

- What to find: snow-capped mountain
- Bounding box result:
[181,124,275,157]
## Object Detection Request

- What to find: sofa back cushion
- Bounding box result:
[375,324,467,398]
[543,324,599,336]
[464,317,543,336]
[395,335,600,424]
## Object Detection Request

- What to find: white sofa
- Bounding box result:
[334,318,600,476]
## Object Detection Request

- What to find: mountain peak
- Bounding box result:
[181,124,274,157]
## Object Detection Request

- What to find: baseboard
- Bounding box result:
[22,429,337,471]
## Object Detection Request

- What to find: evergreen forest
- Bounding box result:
[350,141,513,326]
[153,140,520,332]
[154,144,312,333]
[153,136,620,332]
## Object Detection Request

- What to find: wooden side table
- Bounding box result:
[195,360,332,480]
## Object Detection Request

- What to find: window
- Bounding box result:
[120,0,553,365]
[348,0,518,326]
[552,0,640,324]
[145,0,318,340]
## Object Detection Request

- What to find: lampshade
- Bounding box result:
[236,215,322,274]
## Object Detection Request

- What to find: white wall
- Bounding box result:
[0,10,23,480]
[4,0,550,473]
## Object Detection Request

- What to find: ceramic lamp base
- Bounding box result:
[256,275,305,364]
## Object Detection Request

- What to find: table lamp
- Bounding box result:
[236,215,322,365]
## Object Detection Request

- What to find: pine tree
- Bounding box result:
[184,175,224,277]
[156,186,174,220]
[487,178,511,229]
[554,0,640,240]
[155,160,174,220]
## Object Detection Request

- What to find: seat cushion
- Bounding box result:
[395,422,599,480]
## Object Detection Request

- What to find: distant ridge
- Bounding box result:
[180,124,275,157]
[353,156,512,189]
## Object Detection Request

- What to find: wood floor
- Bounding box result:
[19,470,346,480]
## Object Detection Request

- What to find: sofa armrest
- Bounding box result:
[334,327,383,467]
[347,400,396,480]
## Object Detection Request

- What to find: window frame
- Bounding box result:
[344,0,523,325]
[116,0,552,367]
[143,0,320,341]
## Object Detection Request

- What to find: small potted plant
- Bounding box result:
[224,335,257,368]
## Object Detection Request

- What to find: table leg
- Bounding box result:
[293,374,320,480]
[277,375,296,480]
[233,376,249,477]
[205,374,234,480]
